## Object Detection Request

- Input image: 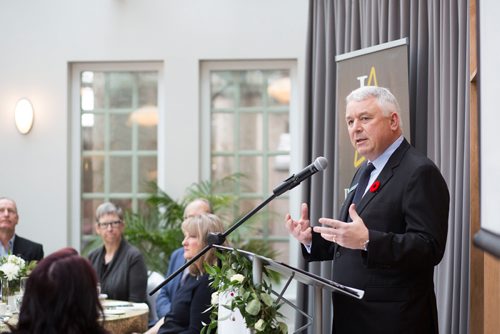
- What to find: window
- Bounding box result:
[71,63,162,250]
[202,61,296,263]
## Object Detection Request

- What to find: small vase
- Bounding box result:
[1,278,18,304]
[2,277,12,304]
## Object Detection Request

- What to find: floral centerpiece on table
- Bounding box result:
[202,249,287,334]
[0,255,36,301]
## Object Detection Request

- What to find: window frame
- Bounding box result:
[70,62,164,251]
[200,60,300,262]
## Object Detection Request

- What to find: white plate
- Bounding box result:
[103,309,126,316]
[101,300,132,307]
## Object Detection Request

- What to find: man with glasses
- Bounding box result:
[0,197,44,261]
[88,202,148,303]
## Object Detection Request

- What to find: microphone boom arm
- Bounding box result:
[149,156,327,296]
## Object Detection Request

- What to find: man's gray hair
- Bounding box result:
[95,202,123,222]
[346,86,401,117]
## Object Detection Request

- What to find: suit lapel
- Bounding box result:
[353,139,410,215]
[339,169,361,221]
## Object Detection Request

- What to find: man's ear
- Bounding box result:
[390,112,400,130]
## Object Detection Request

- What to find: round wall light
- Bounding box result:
[14,98,35,134]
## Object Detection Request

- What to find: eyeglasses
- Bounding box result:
[97,220,122,229]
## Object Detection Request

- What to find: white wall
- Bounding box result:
[479,1,500,236]
[0,0,308,255]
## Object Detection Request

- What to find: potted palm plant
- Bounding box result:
[123,174,278,273]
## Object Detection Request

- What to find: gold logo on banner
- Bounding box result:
[367,66,378,86]
[354,151,366,168]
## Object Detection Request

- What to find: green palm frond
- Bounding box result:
[120,174,278,275]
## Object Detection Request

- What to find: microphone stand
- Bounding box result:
[149,192,277,296]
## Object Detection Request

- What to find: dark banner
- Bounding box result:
[334,39,410,211]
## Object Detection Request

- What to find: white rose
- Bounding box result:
[254,319,266,332]
[211,291,219,305]
[7,255,24,267]
[229,274,245,283]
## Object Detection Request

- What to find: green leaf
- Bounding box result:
[245,298,261,316]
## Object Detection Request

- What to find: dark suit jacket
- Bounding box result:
[156,247,185,318]
[304,139,449,334]
[88,239,148,303]
[12,234,44,262]
[158,273,213,334]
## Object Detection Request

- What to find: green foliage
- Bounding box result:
[202,249,287,334]
[123,210,184,274]
[121,174,279,274]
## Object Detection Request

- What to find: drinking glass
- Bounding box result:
[15,293,23,312]
[19,277,28,294]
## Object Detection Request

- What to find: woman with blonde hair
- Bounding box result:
[146,213,226,334]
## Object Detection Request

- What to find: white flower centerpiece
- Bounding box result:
[202,249,287,334]
[0,255,36,303]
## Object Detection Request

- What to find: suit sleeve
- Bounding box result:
[365,164,449,270]
[35,244,44,261]
[302,231,336,262]
[127,251,148,303]
[156,250,183,318]
[155,279,171,318]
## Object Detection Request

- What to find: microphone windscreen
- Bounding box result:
[313,156,328,171]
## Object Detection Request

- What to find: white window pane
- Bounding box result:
[82,156,104,193]
[239,156,263,193]
[109,156,132,193]
[211,71,236,109]
[211,156,235,181]
[211,113,235,151]
[82,114,105,151]
[239,113,263,151]
[110,113,132,150]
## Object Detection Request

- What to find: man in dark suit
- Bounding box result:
[285,86,449,334]
[0,197,44,262]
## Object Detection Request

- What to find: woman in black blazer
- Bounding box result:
[146,213,226,334]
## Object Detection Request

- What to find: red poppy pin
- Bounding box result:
[370,180,380,193]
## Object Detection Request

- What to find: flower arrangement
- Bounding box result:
[0,255,36,295]
[202,249,287,334]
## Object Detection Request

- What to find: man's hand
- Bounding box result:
[313,204,369,250]
[285,203,312,245]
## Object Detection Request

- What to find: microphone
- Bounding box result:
[272,156,328,196]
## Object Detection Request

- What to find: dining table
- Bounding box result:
[0,299,149,334]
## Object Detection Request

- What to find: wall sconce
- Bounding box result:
[14,98,35,134]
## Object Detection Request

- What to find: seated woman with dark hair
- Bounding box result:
[145,213,226,334]
[5,247,108,334]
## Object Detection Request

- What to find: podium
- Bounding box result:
[213,245,364,334]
